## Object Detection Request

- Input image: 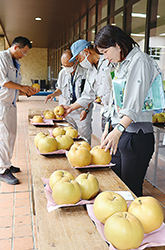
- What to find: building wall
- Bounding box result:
[0,37,4,51]
[20,47,48,86]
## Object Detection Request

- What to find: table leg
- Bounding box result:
[153,128,160,186]
[31,174,36,215]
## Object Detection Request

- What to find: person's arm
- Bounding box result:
[70,102,82,111]
[79,102,92,121]
[61,102,83,118]
[76,76,96,109]
[80,109,87,121]
[4,81,38,96]
[45,88,62,103]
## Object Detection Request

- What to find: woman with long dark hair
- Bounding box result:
[94,25,164,196]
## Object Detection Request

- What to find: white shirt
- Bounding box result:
[76,55,113,117]
[56,64,92,144]
[57,65,87,105]
[111,46,162,132]
[0,48,21,105]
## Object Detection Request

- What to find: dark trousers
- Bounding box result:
[111,130,155,197]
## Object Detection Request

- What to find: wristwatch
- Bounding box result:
[84,108,89,114]
[116,123,125,133]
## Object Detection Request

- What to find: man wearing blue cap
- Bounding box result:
[45,49,93,144]
[62,39,113,133]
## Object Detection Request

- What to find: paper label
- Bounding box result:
[112,74,165,114]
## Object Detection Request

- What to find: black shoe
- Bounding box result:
[0,169,19,185]
[10,165,21,173]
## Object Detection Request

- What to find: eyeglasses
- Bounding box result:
[20,48,27,56]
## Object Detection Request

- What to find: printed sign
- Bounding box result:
[112,74,165,113]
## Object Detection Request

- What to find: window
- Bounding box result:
[88,28,95,44]
[109,0,124,14]
[75,22,79,36]
[109,12,123,29]
[66,30,69,43]
[81,33,86,40]
[131,0,147,52]
[115,0,124,11]
[148,0,165,81]
[88,6,96,28]
[58,49,61,72]
[98,0,108,22]
[51,0,165,82]
[149,47,161,60]
[97,21,107,32]
[56,50,59,75]
[81,16,86,32]
[69,27,74,41]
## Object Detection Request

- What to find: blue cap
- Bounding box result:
[69,39,92,62]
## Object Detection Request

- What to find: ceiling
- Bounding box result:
[0,0,96,48]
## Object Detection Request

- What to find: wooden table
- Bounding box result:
[28,108,165,250]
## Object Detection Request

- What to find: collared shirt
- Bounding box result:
[76,55,113,117]
[57,65,87,105]
[0,48,22,105]
[111,46,162,132]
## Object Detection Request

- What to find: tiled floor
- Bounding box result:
[0,95,165,250]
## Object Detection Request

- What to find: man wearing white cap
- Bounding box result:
[61,39,113,133]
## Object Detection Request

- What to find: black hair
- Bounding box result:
[94,25,139,60]
[12,36,32,49]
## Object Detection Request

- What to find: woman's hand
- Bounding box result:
[80,110,87,121]
[101,128,122,155]
[101,116,132,155]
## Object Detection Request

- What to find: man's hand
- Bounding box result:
[45,94,54,103]
[20,85,39,96]
[4,81,39,96]
[31,86,40,95]
[80,110,87,121]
